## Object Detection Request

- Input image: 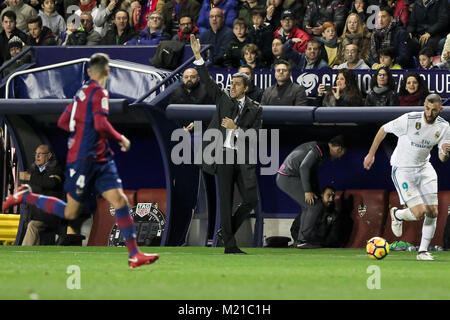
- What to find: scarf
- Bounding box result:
[373,85,389,94]
[177,25,199,43]
[371,19,397,62]
[319,36,338,48]
[399,91,422,106]
[79,0,97,12]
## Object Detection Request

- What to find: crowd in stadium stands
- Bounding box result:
[0,0,449,106]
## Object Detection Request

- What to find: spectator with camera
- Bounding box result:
[317,69,364,107]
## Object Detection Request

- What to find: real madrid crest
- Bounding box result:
[435,131,440,138]
[358,204,367,218]
[415,122,421,130]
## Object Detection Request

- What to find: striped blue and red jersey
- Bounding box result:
[58,80,123,163]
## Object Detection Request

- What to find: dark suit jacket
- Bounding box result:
[196,61,263,189]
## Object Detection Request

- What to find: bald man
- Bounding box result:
[198,7,234,66]
[169,67,213,130]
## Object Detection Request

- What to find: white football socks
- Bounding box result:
[419,216,437,253]
[394,208,420,221]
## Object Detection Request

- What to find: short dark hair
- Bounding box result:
[114,9,129,20]
[89,53,110,76]
[179,15,193,22]
[40,0,55,6]
[232,72,250,87]
[239,64,254,74]
[2,10,17,22]
[27,16,42,28]
[379,47,396,60]
[379,5,394,16]
[251,8,266,18]
[272,36,285,44]
[306,38,321,49]
[418,47,434,58]
[329,135,346,148]
[425,93,442,105]
[322,185,336,194]
[371,66,396,90]
[233,17,246,28]
[273,59,291,71]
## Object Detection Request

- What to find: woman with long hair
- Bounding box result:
[365,67,399,106]
[335,13,371,65]
[398,72,429,106]
[317,69,364,107]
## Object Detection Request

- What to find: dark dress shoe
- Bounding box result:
[224,247,247,254]
[216,228,224,247]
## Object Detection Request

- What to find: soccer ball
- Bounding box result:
[366,237,390,260]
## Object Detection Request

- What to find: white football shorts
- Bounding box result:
[391,162,438,207]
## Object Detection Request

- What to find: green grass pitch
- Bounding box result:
[0,246,449,300]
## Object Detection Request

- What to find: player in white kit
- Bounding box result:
[363,94,450,261]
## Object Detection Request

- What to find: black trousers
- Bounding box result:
[276,173,323,243]
[216,150,258,249]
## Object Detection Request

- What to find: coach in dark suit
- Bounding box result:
[191,34,262,254]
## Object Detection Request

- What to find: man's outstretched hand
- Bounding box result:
[190,34,202,60]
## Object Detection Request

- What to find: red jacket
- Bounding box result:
[274,26,311,53]
[394,0,409,28]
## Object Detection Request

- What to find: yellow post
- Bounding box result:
[0,214,20,245]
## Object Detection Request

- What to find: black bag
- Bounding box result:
[66,30,88,45]
[149,40,185,70]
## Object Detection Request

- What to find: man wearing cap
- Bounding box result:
[0,10,28,64]
[274,9,310,53]
[1,35,31,76]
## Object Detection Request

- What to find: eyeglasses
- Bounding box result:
[149,16,162,21]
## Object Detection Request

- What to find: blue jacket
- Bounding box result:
[197,0,238,34]
[125,27,170,45]
[283,40,330,70]
[199,25,234,65]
